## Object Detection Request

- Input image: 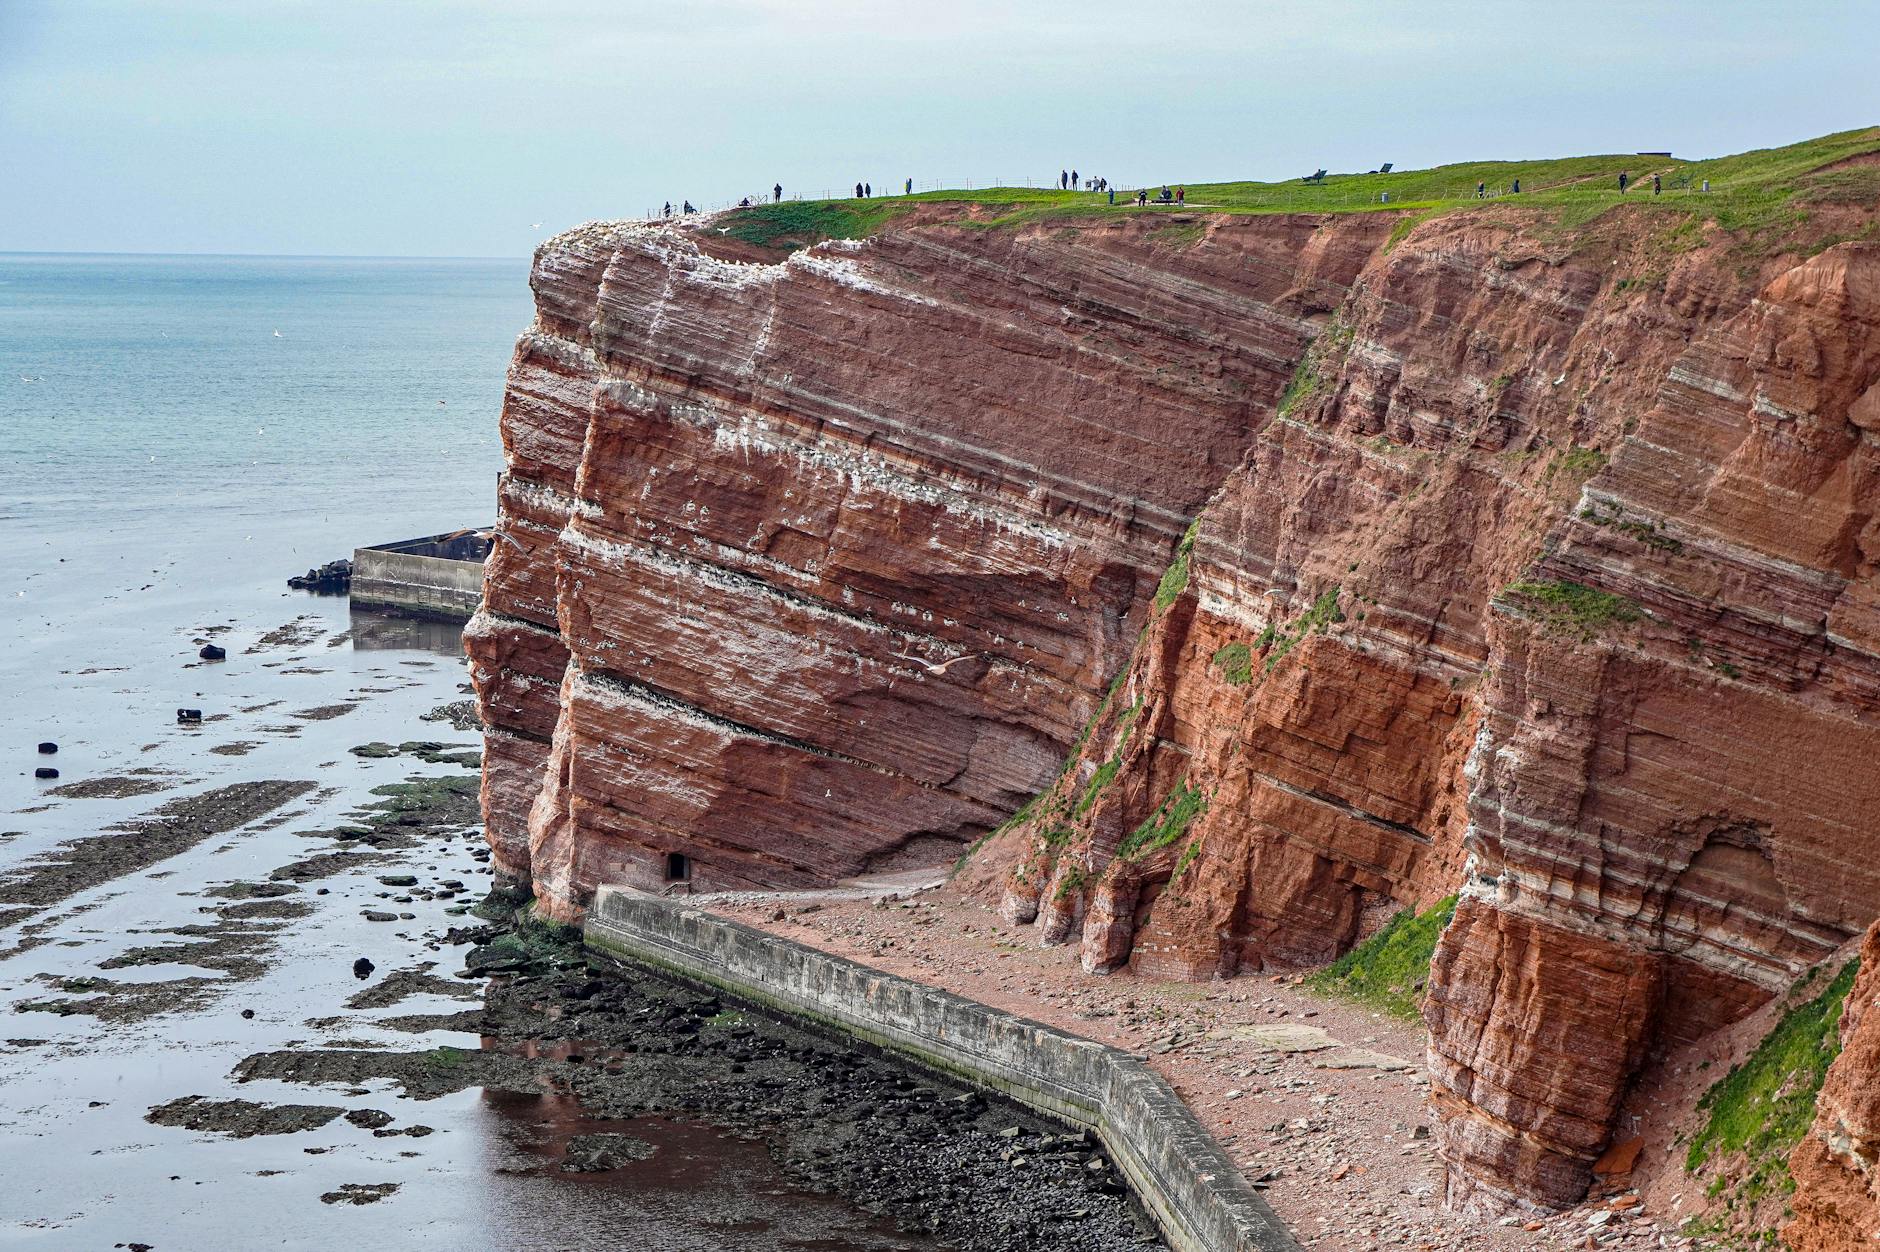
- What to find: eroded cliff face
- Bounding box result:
[472,183,1880,1219]
[468,209,1392,916]
[959,218,1880,1210]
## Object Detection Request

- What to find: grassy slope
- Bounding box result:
[1682,960,1860,1239]
[1304,895,1459,1021]
[718,127,1880,251]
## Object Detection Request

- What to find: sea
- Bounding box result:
[0,252,525,785]
[0,255,930,1250]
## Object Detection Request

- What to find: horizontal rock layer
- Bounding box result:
[967,215,1880,1210]
[469,210,1392,913]
[472,179,1880,1217]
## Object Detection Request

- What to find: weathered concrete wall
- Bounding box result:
[351,548,485,621]
[585,886,1299,1252]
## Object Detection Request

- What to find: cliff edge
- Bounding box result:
[469,129,1880,1226]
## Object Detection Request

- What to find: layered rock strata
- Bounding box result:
[968,220,1880,1209]
[473,167,1880,1218]
[469,211,1391,914]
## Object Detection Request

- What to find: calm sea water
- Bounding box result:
[0,257,947,1248]
[0,253,528,801]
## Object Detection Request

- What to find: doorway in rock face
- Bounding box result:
[666,852,691,883]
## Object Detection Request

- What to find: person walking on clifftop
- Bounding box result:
[904,177,912,195]
[773,183,782,203]
[1060,169,1068,189]
[1652,173,1662,195]
[854,182,864,198]
[1619,171,1629,194]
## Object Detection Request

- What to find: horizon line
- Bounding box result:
[0,249,530,262]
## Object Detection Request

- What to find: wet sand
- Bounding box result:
[3,599,1162,1251]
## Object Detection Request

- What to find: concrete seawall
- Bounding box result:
[585,886,1301,1252]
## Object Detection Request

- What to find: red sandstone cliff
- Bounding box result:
[957,203,1880,1211]
[469,209,1392,915]
[472,145,1880,1222]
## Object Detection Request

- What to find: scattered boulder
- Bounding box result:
[34,767,59,780]
[198,644,227,661]
[176,708,203,724]
[560,1132,655,1172]
[353,957,375,980]
[319,1181,398,1205]
[36,741,57,755]
[288,559,352,594]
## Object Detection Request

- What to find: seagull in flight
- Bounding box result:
[889,650,981,676]
[476,528,527,553]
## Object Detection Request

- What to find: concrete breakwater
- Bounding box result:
[585,887,1301,1252]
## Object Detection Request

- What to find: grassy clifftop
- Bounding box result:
[718,126,1880,252]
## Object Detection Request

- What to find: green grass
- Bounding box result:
[713,199,908,252]
[1277,318,1355,418]
[1685,961,1858,1215]
[1211,642,1253,686]
[713,128,1880,253]
[1153,520,1202,612]
[1503,579,1642,639]
[1116,780,1208,860]
[1261,587,1346,671]
[1551,444,1609,480]
[1304,895,1458,1020]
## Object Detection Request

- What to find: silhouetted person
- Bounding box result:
[1512,178,1520,194]
[1071,168,1078,189]
[1652,173,1661,195]
[1137,189,1148,206]
[683,200,695,214]
[1476,181,1485,198]
[905,177,912,195]
[774,183,783,202]
[663,201,672,218]
[1061,169,1069,189]
[1619,171,1629,194]
[855,182,864,198]
[1108,187,1115,205]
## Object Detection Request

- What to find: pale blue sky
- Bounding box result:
[3,0,1874,257]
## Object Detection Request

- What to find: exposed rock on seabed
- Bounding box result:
[469,138,1880,1225]
[239,916,1166,1251]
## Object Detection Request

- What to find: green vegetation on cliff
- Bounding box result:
[717,199,909,252]
[1503,579,1642,639]
[1116,779,1207,860]
[1305,895,1458,1020]
[717,128,1880,253]
[1684,960,1858,1225]
[1153,519,1202,612]
[1211,642,1253,686]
